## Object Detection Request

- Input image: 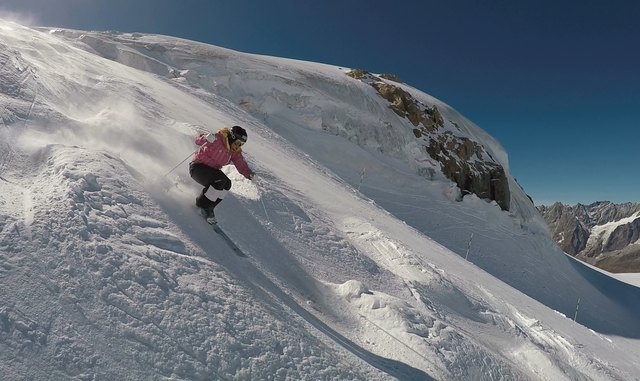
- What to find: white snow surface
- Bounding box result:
[1,20,639,380]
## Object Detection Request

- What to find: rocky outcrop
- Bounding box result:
[538,202,640,272]
[425,133,510,210]
[378,73,402,82]
[346,69,510,210]
[371,82,444,130]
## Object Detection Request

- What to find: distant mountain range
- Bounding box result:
[538,202,640,272]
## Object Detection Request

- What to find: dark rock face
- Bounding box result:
[424,132,510,211]
[538,202,640,272]
[371,82,444,131]
[346,69,511,210]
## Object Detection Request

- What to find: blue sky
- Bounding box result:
[2,0,639,205]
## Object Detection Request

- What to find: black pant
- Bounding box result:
[189,162,231,209]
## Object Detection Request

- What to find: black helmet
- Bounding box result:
[230,126,248,144]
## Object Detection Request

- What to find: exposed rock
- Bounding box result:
[538,202,640,272]
[595,245,640,273]
[371,82,444,131]
[379,73,402,82]
[346,69,510,210]
[424,133,509,210]
[344,68,372,81]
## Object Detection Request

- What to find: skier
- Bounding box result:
[189,125,254,224]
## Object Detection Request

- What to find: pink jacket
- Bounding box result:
[192,130,253,179]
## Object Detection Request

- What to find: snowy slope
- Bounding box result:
[1,19,639,380]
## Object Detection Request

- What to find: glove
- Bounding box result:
[205,133,216,143]
[250,174,257,183]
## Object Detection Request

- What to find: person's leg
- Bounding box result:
[200,173,231,208]
[189,163,231,210]
[189,162,219,187]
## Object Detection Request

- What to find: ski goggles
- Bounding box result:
[233,134,247,143]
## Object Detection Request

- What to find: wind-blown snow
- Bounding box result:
[1,19,639,380]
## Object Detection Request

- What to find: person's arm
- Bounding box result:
[231,154,253,179]
[195,133,216,146]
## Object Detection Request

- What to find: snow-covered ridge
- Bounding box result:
[46,27,517,211]
[42,27,544,230]
[1,19,639,380]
